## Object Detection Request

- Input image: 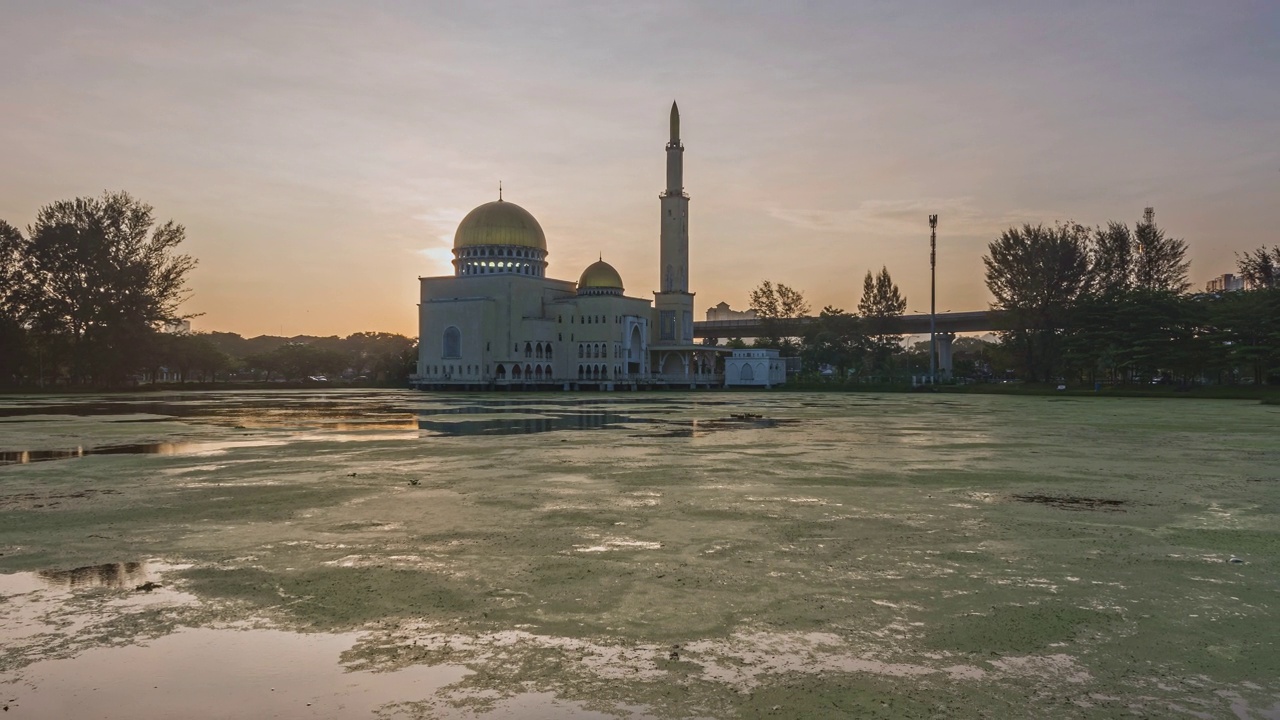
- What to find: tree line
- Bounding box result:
[0,192,416,388]
[741,269,925,381]
[983,215,1279,385]
[740,213,1278,386]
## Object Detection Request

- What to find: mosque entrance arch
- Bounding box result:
[627,325,643,377]
[739,363,754,383]
[660,353,685,377]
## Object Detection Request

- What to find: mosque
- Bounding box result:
[412,102,722,390]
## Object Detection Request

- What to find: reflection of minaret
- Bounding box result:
[655,101,694,343]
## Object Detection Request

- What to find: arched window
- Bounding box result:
[544,364,552,378]
[535,343,544,359]
[525,342,532,358]
[578,366,584,379]
[525,364,533,377]
[534,365,543,380]
[578,344,584,359]
[740,363,755,382]
[602,366,608,379]
[545,346,553,360]
[495,364,505,379]
[512,365,522,379]
[442,327,461,359]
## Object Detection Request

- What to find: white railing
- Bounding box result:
[653,373,722,384]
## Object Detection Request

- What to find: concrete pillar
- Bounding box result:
[938,332,956,379]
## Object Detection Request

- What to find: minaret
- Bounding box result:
[655,101,694,344]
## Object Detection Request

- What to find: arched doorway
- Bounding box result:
[661,353,684,376]
[628,325,643,376]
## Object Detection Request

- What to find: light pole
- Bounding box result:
[929,214,938,385]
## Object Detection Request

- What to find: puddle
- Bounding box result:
[1011,494,1127,511]
[642,416,800,438]
[1,621,633,719]
[3,627,470,719]
[0,440,285,466]
[1,560,188,598]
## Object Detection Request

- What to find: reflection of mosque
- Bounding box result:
[37,562,150,590]
[416,402,642,435]
[412,102,720,392]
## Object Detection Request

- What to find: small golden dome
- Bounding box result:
[578,259,624,292]
[453,200,547,251]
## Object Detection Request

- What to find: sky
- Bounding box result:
[2,1,1277,338]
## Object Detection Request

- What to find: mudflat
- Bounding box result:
[1,390,1277,718]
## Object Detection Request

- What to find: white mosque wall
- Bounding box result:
[723,349,786,388]
[417,273,653,385]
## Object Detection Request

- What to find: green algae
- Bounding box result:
[2,390,1279,718]
[180,566,476,630]
[927,604,1120,655]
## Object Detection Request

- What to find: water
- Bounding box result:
[1,389,1277,718]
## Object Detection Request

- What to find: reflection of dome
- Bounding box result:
[578,259,624,295]
[453,200,547,251]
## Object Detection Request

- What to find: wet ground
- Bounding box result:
[1,389,1278,719]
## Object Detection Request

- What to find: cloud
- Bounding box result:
[766,198,1054,238]
[413,208,467,275]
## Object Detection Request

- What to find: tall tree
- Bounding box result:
[8,192,196,384]
[0,220,27,384]
[857,267,906,373]
[749,280,810,350]
[749,280,810,319]
[1132,215,1191,293]
[1090,217,1190,295]
[1090,222,1135,296]
[1237,246,1280,289]
[984,223,1092,381]
[800,306,865,379]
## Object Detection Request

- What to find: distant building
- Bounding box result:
[724,349,786,388]
[1205,274,1246,293]
[706,302,757,322]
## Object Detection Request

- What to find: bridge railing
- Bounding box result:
[694,310,1007,338]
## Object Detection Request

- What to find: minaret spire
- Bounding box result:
[655,101,693,346]
[498,180,503,201]
[664,101,684,196]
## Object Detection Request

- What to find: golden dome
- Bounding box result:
[453,200,547,251]
[578,259,624,292]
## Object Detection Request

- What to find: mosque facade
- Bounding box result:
[412,103,719,390]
